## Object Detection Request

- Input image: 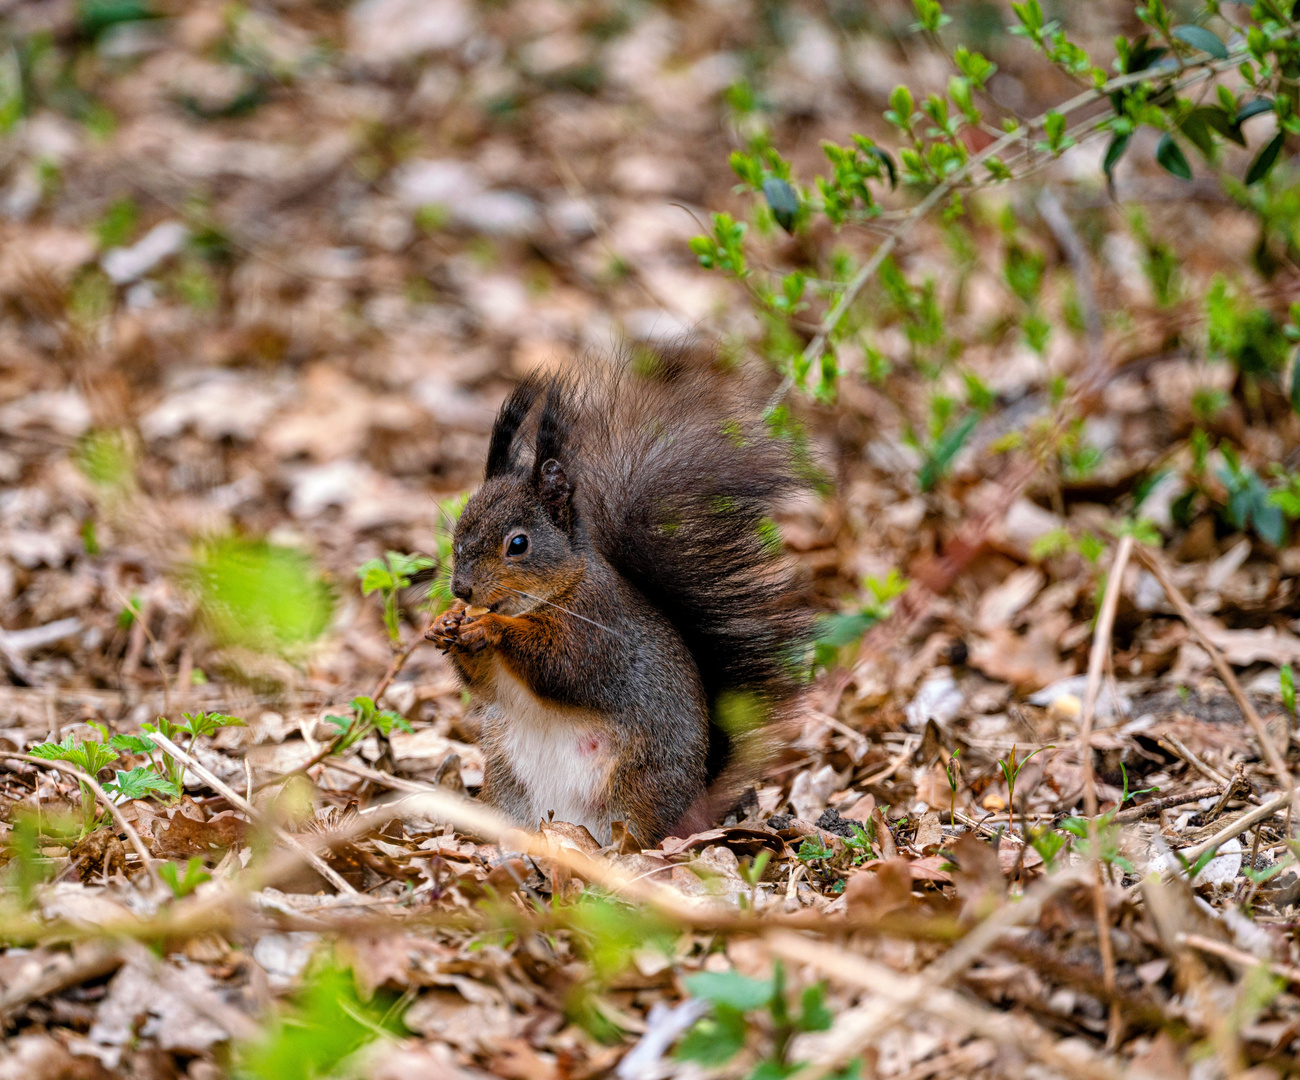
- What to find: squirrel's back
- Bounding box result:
[561,357,814,779]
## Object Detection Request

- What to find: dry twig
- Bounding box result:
[1077,533,1134,1047]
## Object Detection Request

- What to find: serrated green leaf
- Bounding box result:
[1245,131,1285,185]
[109,733,157,754]
[104,766,179,800]
[1172,24,1227,60]
[1155,133,1192,180]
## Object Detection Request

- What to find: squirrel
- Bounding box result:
[426,359,812,846]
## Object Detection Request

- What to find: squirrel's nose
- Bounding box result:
[451,571,472,602]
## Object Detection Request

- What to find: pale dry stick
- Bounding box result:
[326,755,443,795]
[11,753,156,880]
[952,808,1024,846]
[146,730,358,895]
[1177,932,1300,987]
[1174,784,1298,866]
[1136,546,1294,796]
[768,928,1123,1080]
[1077,533,1134,1050]
[1036,188,1102,379]
[1160,732,1235,789]
[771,868,1086,1080]
[356,790,707,922]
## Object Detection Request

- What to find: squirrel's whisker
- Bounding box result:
[497,586,625,640]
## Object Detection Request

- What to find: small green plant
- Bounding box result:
[28,729,119,829]
[2,813,67,909]
[74,428,135,497]
[1282,664,1296,722]
[234,957,401,1080]
[426,492,470,614]
[813,569,909,669]
[561,894,678,1040]
[323,695,412,753]
[138,712,244,794]
[843,821,876,868]
[159,856,212,899]
[740,849,773,910]
[1219,446,1286,546]
[676,964,847,1077]
[1027,824,1069,870]
[357,551,435,642]
[996,744,1054,841]
[95,196,139,248]
[1056,765,1156,877]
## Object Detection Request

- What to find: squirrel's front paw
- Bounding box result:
[426,602,467,651]
[454,613,502,653]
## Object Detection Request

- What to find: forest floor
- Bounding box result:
[3,1,1300,1078]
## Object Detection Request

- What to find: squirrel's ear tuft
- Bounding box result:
[536,458,575,530]
[486,377,545,478]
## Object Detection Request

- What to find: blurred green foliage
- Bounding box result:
[188,536,334,657]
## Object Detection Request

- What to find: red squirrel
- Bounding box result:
[427,360,811,845]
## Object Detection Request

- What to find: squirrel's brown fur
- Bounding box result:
[428,357,811,845]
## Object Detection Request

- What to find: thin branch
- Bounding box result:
[786,42,1268,400]
[1078,533,1134,1049]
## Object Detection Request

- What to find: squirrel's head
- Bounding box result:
[449,376,584,616]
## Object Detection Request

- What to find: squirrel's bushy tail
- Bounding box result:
[567,354,814,780]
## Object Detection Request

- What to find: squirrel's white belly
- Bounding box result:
[490,665,615,843]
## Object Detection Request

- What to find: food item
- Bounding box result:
[465,605,490,617]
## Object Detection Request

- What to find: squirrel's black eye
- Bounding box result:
[506,534,529,557]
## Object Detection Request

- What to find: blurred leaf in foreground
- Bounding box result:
[188,536,334,657]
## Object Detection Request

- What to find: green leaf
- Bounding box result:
[108,733,157,754]
[684,971,776,1012]
[1235,98,1275,126]
[189,536,334,657]
[676,1007,748,1065]
[1281,663,1295,718]
[158,856,211,898]
[1171,24,1227,60]
[357,559,394,595]
[103,766,179,800]
[1103,132,1130,179]
[1155,133,1192,180]
[797,983,833,1032]
[761,177,799,233]
[1245,131,1285,185]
